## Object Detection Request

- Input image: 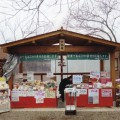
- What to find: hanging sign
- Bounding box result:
[73,75,83,84]
[20,53,109,61]
[20,54,59,61]
[27,71,34,81]
[101,89,112,97]
[67,53,109,60]
[88,89,99,104]
[59,39,65,51]
[90,71,100,79]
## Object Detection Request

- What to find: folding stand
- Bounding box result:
[64,88,76,115]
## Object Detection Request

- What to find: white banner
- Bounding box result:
[73,75,83,84]
[88,89,99,104]
[101,89,112,97]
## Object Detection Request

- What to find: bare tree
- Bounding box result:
[0,0,56,41]
[65,0,120,42]
[0,0,119,42]
[0,0,82,43]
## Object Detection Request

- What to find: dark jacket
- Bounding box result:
[59,77,72,101]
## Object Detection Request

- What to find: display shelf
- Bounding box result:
[0,88,10,113]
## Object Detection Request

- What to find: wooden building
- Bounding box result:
[0,28,120,98]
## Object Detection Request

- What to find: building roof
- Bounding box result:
[0,28,120,54]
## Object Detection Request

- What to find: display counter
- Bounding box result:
[65,88,113,107]
[11,89,58,108]
[11,97,57,108]
[76,88,113,107]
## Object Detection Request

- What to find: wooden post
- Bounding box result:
[8,74,13,90]
[100,60,104,71]
[19,62,23,73]
[110,51,116,100]
[60,54,63,80]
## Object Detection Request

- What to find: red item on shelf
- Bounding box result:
[100,78,111,84]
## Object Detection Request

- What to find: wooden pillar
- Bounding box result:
[19,62,23,73]
[8,74,14,90]
[60,54,63,80]
[110,51,116,100]
[100,60,104,71]
[41,75,43,81]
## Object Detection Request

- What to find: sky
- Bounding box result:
[0,0,120,44]
[0,0,72,44]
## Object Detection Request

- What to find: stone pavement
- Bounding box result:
[0,107,120,120]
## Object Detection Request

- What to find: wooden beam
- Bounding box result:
[1,29,120,49]
[8,45,114,54]
[0,31,61,48]
[22,72,89,76]
[3,48,8,53]
[32,41,36,44]
[63,30,120,47]
[110,51,116,100]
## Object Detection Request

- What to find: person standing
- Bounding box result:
[59,76,72,102]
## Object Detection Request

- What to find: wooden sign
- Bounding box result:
[59,39,65,51]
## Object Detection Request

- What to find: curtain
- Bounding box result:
[2,54,19,81]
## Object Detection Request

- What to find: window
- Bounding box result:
[23,60,51,73]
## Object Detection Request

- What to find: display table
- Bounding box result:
[76,88,113,107]
[11,97,58,108]
[11,90,58,108]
